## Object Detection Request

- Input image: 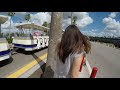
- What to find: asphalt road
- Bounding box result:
[1,41,120,78]
[0,48,48,78]
[87,42,120,78]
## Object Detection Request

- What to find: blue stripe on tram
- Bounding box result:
[0,50,10,56]
[13,44,37,48]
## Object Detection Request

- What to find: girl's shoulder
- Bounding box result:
[71,51,84,60]
[83,51,86,56]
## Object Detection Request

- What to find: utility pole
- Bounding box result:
[0,24,1,34]
[71,12,73,25]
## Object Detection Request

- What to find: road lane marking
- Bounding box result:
[19,59,47,78]
[6,53,47,78]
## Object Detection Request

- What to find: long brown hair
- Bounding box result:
[56,25,91,64]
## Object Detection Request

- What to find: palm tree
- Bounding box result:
[25,14,31,23]
[42,12,63,78]
[8,12,15,35]
[25,14,31,34]
[72,16,77,25]
[42,21,48,27]
[42,21,50,36]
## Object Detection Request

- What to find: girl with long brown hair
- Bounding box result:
[54,25,91,78]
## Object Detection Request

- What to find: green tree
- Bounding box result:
[42,21,48,27]
[42,22,50,36]
[25,14,31,34]
[10,33,15,37]
[42,12,63,78]
[72,16,77,25]
[8,12,15,35]
[25,14,31,22]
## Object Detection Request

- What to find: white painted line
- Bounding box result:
[86,56,92,76]
[79,66,90,78]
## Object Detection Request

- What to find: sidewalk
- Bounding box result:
[27,59,91,78]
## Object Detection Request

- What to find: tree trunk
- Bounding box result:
[42,12,63,78]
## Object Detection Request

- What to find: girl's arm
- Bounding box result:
[71,54,83,78]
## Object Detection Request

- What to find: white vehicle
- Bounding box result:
[12,23,49,51]
[0,15,11,61]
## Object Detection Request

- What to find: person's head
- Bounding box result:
[56,25,91,64]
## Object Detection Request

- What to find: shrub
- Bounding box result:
[6,37,13,44]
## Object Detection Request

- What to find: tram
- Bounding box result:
[0,15,11,61]
[12,23,49,51]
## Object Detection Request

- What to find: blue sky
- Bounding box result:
[81,12,119,31]
[0,12,120,37]
[83,12,108,31]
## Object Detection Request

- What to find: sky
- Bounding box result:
[0,12,120,37]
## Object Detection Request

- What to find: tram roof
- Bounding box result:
[0,15,8,24]
[16,23,49,32]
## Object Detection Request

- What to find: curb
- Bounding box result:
[19,59,47,78]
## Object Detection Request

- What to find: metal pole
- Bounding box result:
[9,16,12,37]
[71,12,73,25]
[0,24,1,34]
[90,67,98,78]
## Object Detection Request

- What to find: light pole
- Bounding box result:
[68,12,73,25]
[71,12,73,25]
[0,24,1,34]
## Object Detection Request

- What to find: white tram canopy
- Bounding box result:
[16,23,49,32]
[0,15,8,24]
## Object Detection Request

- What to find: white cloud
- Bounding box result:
[1,12,93,34]
[100,12,120,37]
[91,29,97,32]
[109,12,118,18]
[77,16,93,28]
[15,12,27,16]
[81,30,97,37]
[102,16,120,37]
[1,16,20,33]
[30,12,51,25]
[0,12,51,33]
[103,17,120,30]
[63,12,93,30]
[61,12,120,37]
[0,12,27,17]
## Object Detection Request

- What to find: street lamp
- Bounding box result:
[68,12,73,25]
[71,12,73,25]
